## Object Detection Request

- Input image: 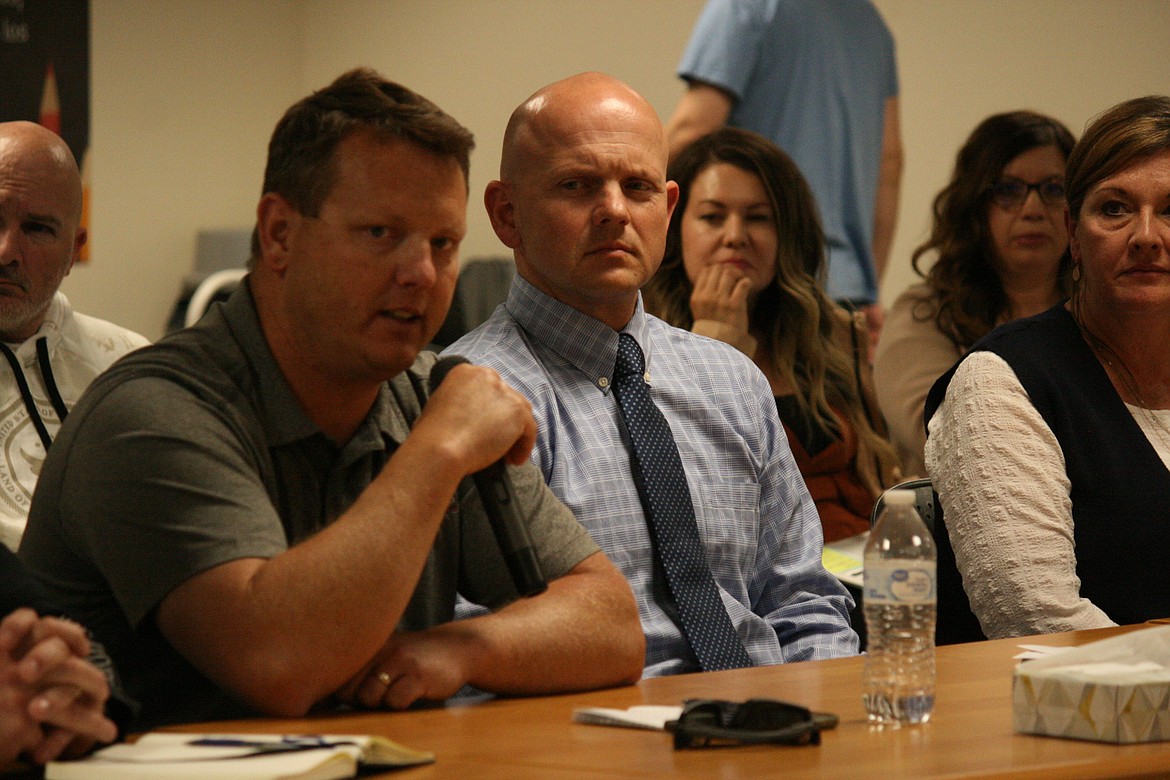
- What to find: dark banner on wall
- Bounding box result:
[0,0,90,260]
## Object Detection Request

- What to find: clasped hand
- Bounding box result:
[0,609,118,766]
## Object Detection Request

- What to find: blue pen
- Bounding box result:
[187,736,359,753]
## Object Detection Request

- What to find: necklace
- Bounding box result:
[1090,339,1170,456]
[1073,302,1170,459]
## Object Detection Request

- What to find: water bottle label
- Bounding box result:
[864,559,936,604]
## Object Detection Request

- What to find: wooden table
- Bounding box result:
[164,624,1170,779]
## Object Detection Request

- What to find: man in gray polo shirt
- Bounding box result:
[18,69,642,729]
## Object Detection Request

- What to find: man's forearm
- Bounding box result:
[872,175,900,282]
[665,83,733,160]
[158,362,542,717]
[157,437,465,717]
[871,96,903,282]
[451,553,643,694]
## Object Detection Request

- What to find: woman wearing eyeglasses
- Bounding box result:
[873,112,1075,477]
[923,95,1170,639]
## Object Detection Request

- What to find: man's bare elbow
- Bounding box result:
[589,556,645,684]
[666,115,720,162]
[615,624,646,685]
[666,123,699,160]
[246,690,316,719]
[618,579,645,672]
[601,587,644,686]
[217,653,332,718]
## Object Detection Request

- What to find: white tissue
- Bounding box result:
[1014,626,1170,743]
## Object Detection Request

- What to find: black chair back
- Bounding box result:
[870,478,986,645]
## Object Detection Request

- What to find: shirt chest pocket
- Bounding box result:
[690,479,761,570]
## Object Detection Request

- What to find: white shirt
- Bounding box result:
[0,292,148,550]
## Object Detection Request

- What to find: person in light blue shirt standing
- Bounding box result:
[448,72,857,676]
[666,0,901,351]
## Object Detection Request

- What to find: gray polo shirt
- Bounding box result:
[19,283,598,728]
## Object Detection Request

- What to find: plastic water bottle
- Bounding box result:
[863,488,937,725]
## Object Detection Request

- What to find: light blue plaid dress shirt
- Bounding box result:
[447,276,858,675]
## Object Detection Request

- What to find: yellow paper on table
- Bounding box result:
[822,531,866,589]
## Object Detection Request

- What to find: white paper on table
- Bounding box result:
[1014,644,1077,661]
[572,705,683,731]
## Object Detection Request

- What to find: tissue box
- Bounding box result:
[1013,626,1170,743]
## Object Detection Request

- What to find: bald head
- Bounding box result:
[500,72,668,183]
[0,121,83,223]
[485,72,679,331]
[0,121,87,340]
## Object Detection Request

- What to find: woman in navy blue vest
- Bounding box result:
[923,95,1170,640]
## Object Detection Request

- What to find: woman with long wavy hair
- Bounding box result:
[874,111,1075,476]
[644,127,900,542]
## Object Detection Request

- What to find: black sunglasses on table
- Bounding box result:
[667,698,838,750]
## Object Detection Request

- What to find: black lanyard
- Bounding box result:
[0,337,69,450]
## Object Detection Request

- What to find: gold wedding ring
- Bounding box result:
[377,671,392,687]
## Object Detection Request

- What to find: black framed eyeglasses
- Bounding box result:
[988,177,1066,208]
[667,698,837,749]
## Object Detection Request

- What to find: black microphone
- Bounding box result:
[428,355,548,597]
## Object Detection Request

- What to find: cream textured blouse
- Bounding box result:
[925,350,1170,639]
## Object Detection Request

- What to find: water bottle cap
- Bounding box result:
[883,488,917,506]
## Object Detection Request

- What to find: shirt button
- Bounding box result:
[599,377,609,388]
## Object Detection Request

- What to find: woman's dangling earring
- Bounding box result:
[1072,264,1081,283]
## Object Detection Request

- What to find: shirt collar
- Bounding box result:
[505,274,655,394]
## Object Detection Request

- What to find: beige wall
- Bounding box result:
[63,0,303,338]
[72,0,1170,340]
